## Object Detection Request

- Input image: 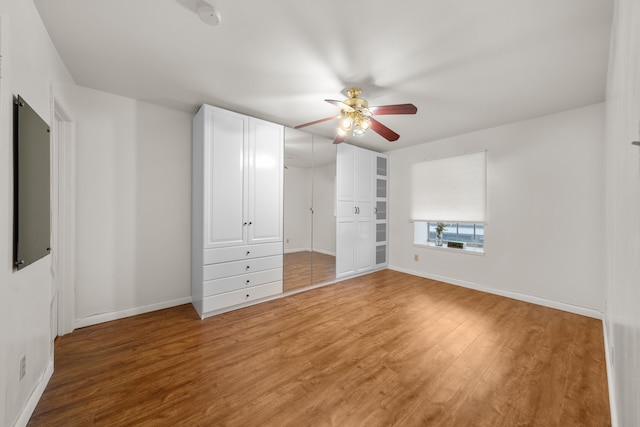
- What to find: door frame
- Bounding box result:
[51,96,75,336]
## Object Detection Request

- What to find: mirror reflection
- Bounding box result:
[283,128,336,292]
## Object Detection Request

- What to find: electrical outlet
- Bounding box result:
[19,355,26,380]
[414,254,419,261]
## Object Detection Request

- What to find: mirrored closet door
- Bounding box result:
[283,128,336,292]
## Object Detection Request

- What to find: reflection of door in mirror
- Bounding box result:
[283,129,336,292]
[310,137,336,286]
[283,128,313,291]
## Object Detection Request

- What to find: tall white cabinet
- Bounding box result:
[374,154,389,267]
[192,104,284,318]
[336,143,388,279]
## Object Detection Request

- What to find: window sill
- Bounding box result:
[414,242,485,256]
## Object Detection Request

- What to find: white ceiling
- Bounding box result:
[35,0,613,153]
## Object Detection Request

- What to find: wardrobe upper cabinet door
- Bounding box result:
[337,144,356,202]
[355,150,375,208]
[247,118,284,244]
[355,148,374,217]
[336,143,356,221]
[337,144,374,218]
[203,108,248,248]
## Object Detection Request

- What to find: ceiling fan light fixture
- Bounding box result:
[294,86,417,143]
[360,116,371,130]
[353,115,370,137]
[352,126,366,137]
[340,114,353,131]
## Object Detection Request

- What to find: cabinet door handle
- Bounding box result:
[243,222,248,226]
[248,221,253,225]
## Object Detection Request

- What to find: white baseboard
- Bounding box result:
[74,296,192,329]
[14,358,54,427]
[312,248,336,257]
[335,266,387,283]
[602,317,619,427]
[284,247,310,254]
[388,265,603,319]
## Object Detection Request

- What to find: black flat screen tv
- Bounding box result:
[13,95,51,270]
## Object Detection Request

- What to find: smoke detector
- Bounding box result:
[197,2,221,26]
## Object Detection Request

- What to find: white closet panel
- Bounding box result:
[336,143,386,279]
[193,104,284,318]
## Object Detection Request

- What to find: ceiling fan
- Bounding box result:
[295,87,418,144]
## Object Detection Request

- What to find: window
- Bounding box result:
[414,221,484,246]
[411,152,486,252]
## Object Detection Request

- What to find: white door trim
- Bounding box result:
[52,97,75,336]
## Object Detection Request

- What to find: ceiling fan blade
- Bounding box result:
[294,115,336,129]
[333,133,346,144]
[369,103,417,115]
[370,118,400,142]
[325,99,355,112]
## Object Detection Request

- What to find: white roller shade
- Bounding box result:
[410,151,486,223]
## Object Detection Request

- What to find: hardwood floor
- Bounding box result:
[29,270,610,426]
[283,251,336,292]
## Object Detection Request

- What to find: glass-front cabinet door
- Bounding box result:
[374,154,389,267]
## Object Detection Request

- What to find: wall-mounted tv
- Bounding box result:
[13,95,51,270]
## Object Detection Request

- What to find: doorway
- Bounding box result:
[51,99,75,339]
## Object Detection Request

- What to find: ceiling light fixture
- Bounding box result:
[295,87,417,144]
[337,88,372,138]
[197,2,221,26]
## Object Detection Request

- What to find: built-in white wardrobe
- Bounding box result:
[374,154,389,268]
[336,143,389,278]
[192,104,284,318]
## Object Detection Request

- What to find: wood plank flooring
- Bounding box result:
[283,251,336,292]
[29,270,610,426]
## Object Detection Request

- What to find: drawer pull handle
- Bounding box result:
[246,280,250,284]
[246,251,250,255]
[246,294,250,298]
[246,265,250,270]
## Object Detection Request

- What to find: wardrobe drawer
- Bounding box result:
[202,281,282,314]
[204,242,282,265]
[203,268,282,297]
[203,255,283,280]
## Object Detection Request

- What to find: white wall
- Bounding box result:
[0,2,77,426]
[604,0,640,425]
[74,86,192,327]
[283,165,312,252]
[389,103,605,316]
